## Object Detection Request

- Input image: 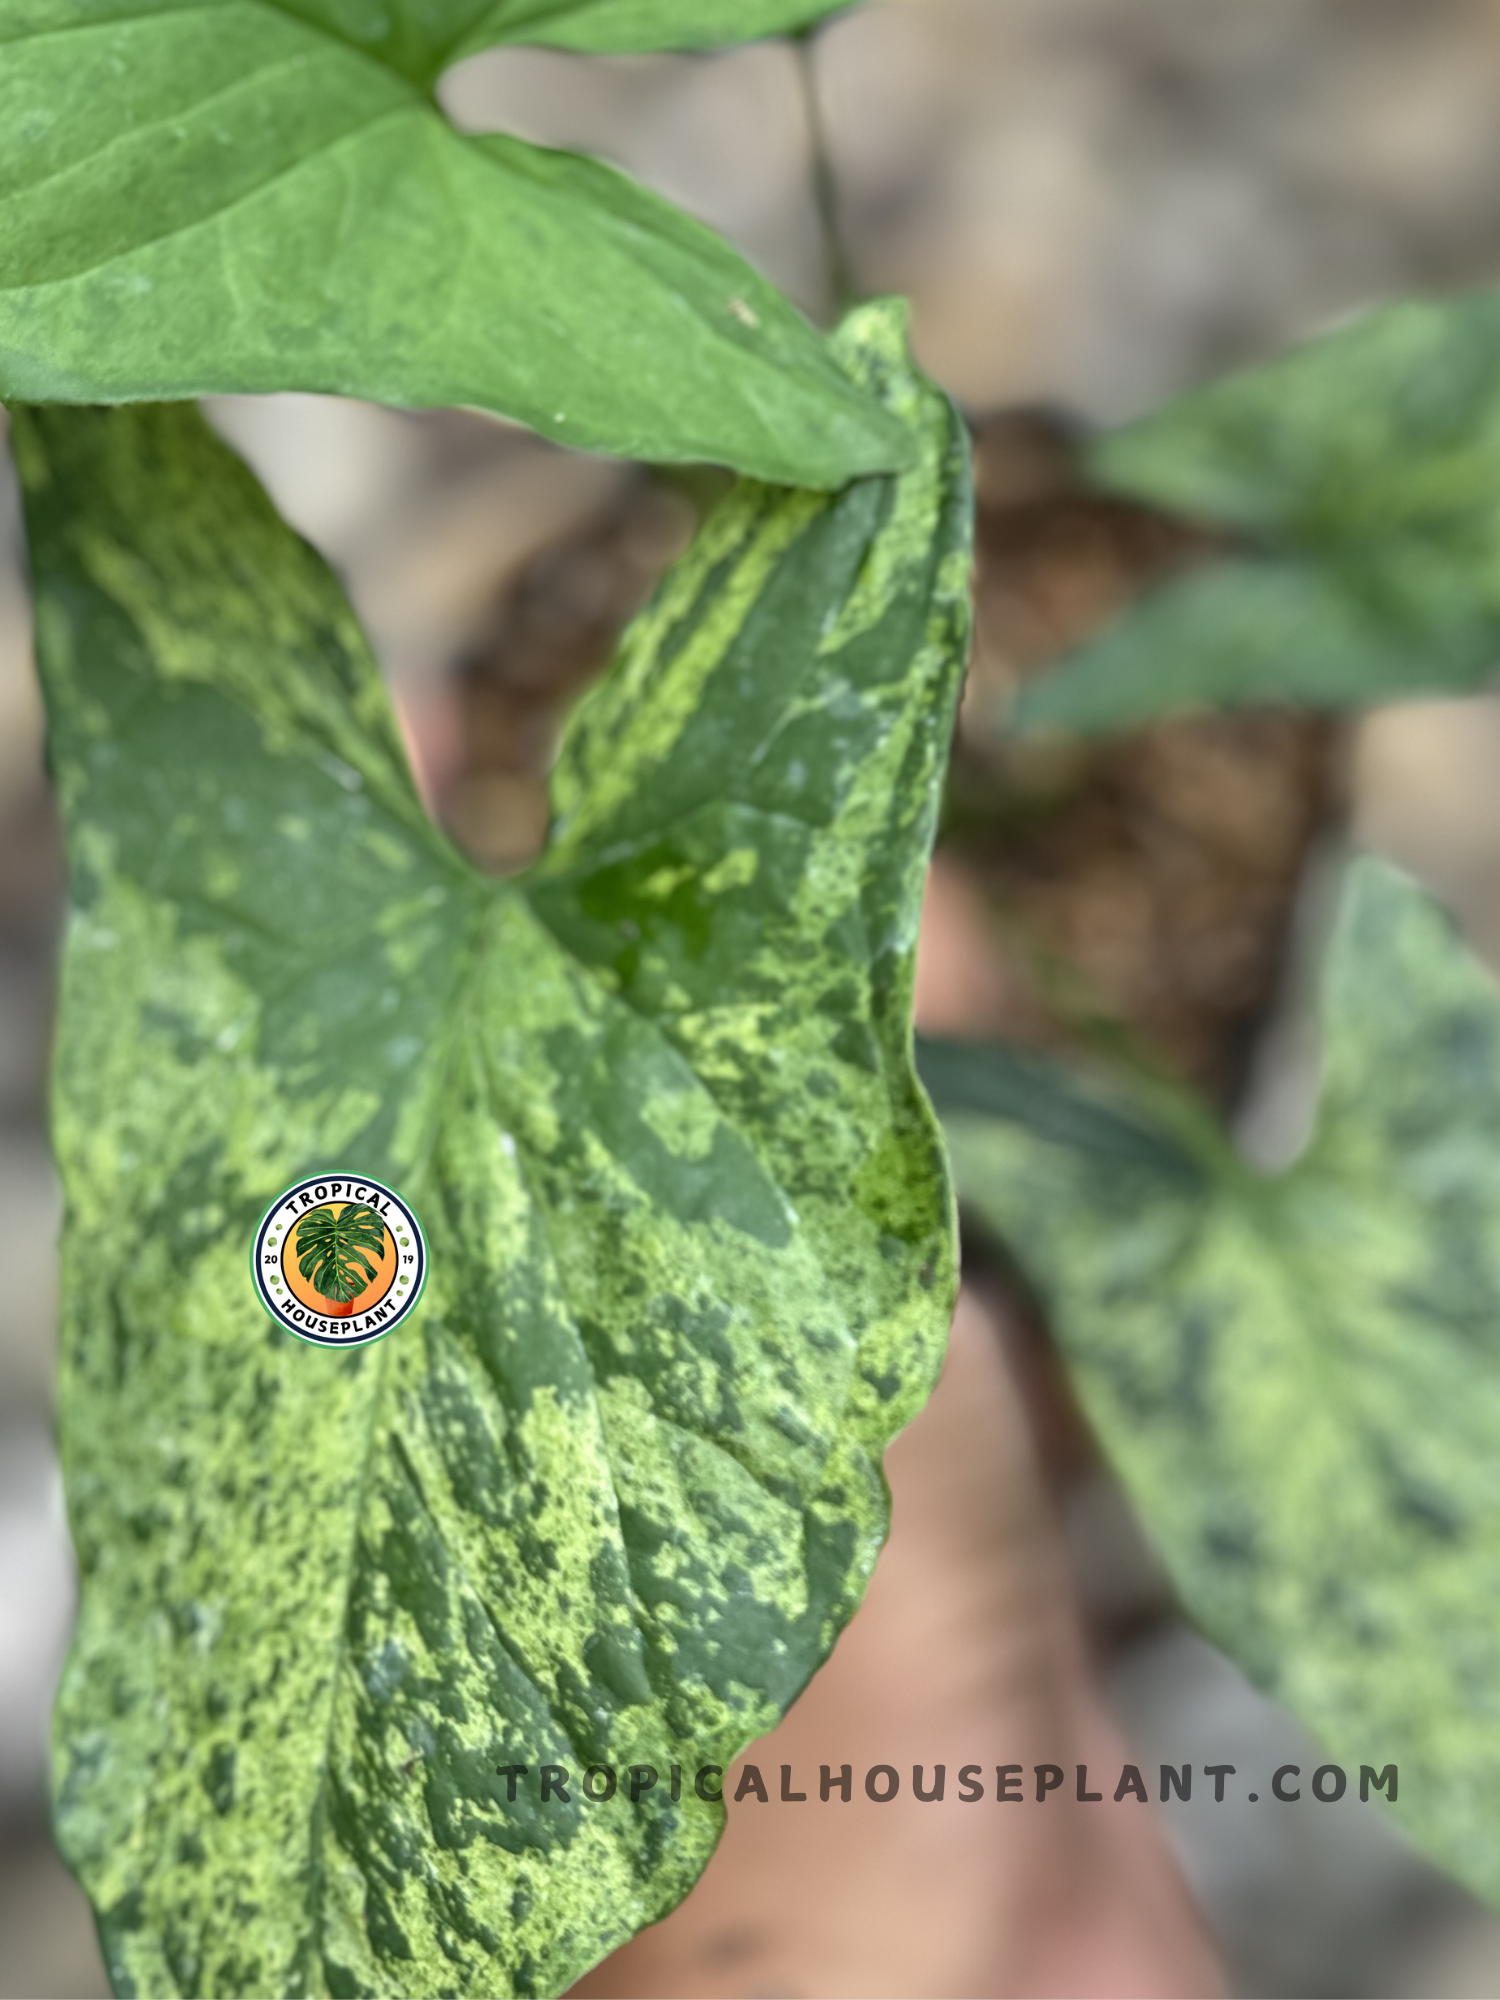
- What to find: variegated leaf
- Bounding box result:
[20,300,971,1998]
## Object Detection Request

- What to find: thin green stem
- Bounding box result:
[794,26,858,320]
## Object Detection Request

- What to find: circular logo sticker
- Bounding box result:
[251,1175,427,1348]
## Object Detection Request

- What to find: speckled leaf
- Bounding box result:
[1014,291,1500,733]
[20,299,970,1998]
[0,1,909,487]
[943,858,1500,1910]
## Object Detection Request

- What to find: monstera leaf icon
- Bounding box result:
[294,1203,387,1313]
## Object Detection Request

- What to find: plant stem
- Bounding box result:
[795,26,858,320]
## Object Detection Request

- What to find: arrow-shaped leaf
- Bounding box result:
[1013,290,1500,733]
[0,0,908,486]
[21,300,970,1998]
[943,858,1500,1911]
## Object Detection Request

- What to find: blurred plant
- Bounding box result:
[1012,293,1500,734]
[931,861,1500,1916]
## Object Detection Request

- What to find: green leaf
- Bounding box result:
[446,0,853,59]
[22,298,970,1998]
[944,858,1500,1912]
[1014,291,1500,733]
[0,1,908,487]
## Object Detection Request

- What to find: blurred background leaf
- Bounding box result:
[1016,292,1500,733]
[944,858,1500,1919]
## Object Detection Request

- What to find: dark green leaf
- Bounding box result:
[1014,291,1500,733]
[0,0,908,486]
[945,858,1500,1912]
[22,298,970,1997]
